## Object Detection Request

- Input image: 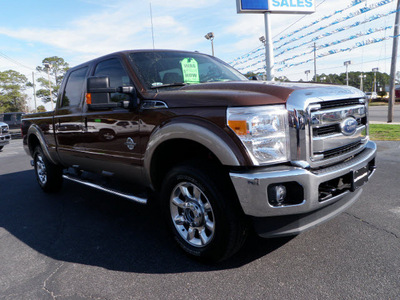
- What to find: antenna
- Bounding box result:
[150,2,155,49]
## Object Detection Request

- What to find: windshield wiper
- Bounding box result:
[150,83,187,89]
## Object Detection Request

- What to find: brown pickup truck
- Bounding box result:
[22,50,377,261]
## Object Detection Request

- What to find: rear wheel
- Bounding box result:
[161,161,248,262]
[0,146,3,151]
[33,146,63,192]
[99,129,115,141]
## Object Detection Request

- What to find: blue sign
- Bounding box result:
[241,0,268,10]
[237,0,315,14]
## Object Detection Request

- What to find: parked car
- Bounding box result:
[365,92,378,100]
[0,121,11,150]
[0,112,24,129]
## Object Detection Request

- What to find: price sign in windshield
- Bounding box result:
[180,58,200,84]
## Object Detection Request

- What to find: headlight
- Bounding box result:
[227,105,290,165]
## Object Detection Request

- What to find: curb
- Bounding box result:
[370,121,400,125]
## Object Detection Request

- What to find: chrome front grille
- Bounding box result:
[309,99,368,165]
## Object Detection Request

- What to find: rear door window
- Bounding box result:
[62,67,88,108]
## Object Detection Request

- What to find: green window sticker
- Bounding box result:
[180,58,200,84]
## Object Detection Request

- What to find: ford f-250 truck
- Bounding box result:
[22,50,377,261]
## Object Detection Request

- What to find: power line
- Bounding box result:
[0,51,34,71]
[272,0,329,40]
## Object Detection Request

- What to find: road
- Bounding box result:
[0,139,399,299]
[369,105,400,123]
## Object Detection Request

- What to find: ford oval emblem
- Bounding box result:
[340,117,358,136]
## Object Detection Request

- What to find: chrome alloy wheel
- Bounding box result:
[36,154,47,185]
[170,182,215,247]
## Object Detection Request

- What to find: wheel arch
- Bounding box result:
[144,121,244,191]
[27,125,59,165]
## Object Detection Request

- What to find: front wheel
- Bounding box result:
[161,162,248,262]
[33,146,63,192]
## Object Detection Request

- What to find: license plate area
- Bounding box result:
[351,166,369,191]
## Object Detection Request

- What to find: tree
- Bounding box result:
[0,70,29,113]
[36,105,46,112]
[275,76,290,82]
[312,71,390,93]
[35,56,69,105]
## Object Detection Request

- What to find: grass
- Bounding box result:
[369,99,400,106]
[370,124,400,141]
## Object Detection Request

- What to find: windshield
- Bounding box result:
[129,51,247,90]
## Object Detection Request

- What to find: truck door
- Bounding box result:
[80,57,142,182]
[55,66,88,167]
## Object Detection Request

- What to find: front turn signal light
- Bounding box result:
[228,120,247,136]
[85,93,92,104]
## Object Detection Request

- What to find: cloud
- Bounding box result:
[0,1,196,57]
[149,0,219,9]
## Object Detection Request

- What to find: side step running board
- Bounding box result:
[62,175,147,205]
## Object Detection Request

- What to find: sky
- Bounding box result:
[0,0,398,111]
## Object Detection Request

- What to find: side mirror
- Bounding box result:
[86,76,138,110]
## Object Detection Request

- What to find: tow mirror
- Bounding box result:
[86,76,138,110]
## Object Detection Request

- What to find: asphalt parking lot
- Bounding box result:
[0,139,399,299]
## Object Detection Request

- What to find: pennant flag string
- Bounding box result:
[274,0,395,51]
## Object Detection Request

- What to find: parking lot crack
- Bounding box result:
[42,262,65,299]
[345,212,399,240]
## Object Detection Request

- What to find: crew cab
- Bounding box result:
[22,50,377,261]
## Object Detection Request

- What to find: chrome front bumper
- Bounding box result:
[230,141,376,235]
[0,134,11,146]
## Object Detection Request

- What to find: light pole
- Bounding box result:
[372,67,379,94]
[260,36,267,80]
[204,32,214,56]
[264,12,275,81]
[32,72,37,113]
[359,72,366,92]
[344,60,351,85]
[305,70,310,81]
[44,63,54,111]
[313,42,317,82]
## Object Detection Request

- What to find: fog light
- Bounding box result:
[275,185,286,204]
[268,184,287,207]
[268,182,304,207]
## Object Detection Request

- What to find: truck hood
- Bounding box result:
[148,81,364,108]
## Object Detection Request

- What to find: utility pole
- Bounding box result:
[44,63,54,111]
[32,72,37,113]
[314,42,317,82]
[344,60,351,85]
[388,0,400,123]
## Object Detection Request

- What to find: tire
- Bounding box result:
[33,146,63,193]
[99,129,115,141]
[0,146,3,151]
[161,161,248,262]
